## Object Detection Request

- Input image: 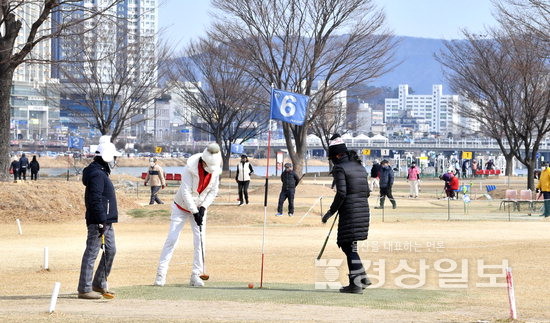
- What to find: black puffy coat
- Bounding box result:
[281,169,300,190]
[82,160,118,225]
[328,155,370,246]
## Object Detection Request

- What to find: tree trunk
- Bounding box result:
[526,160,536,190]
[0,68,15,181]
[283,124,306,176]
[504,153,514,176]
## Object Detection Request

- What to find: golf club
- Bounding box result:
[199,225,209,280]
[100,234,115,299]
[317,212,339,260]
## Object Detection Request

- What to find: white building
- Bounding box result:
[384,84,459,135]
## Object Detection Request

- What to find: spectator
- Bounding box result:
[144,157,166,205]
[9,157,19,182]
[406,161,421,198]
[461,159,470,178]
[29,155,40,180]
[18,153,29,180]
[369,159,381,191]
[78,136,120,299]
[374,160,396,209]
[276,163,300,217]
[471,160,479,177]
[440,169,459,199]
[485,159,495,170]
[235,154,254,206]
[536,162,550,217]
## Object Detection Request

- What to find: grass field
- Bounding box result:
[1,174,549,322]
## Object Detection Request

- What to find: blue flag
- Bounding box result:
[68,136,84,149]
[270,88,309,125]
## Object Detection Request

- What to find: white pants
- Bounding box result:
[156,203,206,279]
[369,178,379,191]
[409,180,419,197]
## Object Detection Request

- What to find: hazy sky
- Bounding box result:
[159,0,498,51]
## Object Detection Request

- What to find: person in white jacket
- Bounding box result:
[154,143,222,287]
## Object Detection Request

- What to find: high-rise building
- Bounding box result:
[10,3,59,141]
[384,84,459,135]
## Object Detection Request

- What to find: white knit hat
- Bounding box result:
[201,143,222,173]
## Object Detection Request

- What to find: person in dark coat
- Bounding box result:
[276,163,300,216]
[369,159,381,191]
[322,134,371,294]
[29,155,40,180]
[9,158,19,182]
[374,160,396,209]
[77,136,120,300]
[18,153,29,180]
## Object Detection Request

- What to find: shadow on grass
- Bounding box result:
[115,282,463,312]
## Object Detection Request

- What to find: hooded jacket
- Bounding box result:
[173,153,221,214]
[537,167,550,192]
[82,160,118,225]
[328,155,371,245]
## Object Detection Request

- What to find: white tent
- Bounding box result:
[354,134,371,142]
[306,134,322,144]
[370,134,388,142]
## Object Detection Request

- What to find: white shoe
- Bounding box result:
[154,273,165,286]
[190,274,204,287]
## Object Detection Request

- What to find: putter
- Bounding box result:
[100,234,115,299]
[199,225,209,280]
[317,212,339,260]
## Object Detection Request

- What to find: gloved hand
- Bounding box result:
[193,210,204,226]
[199,206,206,218]
[366,190,370,198]
[97,223,107,237]
[162,184,165,189]
[536,188,541,193]
[322,211,333,223]
[144,182,148,186]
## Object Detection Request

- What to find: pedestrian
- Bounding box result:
[144,157,166,205]
[9,157,19,182]
[485,159,495,170]
[440,168,459,199]
[29,155,40,180]
[536,162,550,218]
[276,162,300,217]
[78,135,120,299]
[18,153,29,180]
[461,159,470,178]
[471,160,478,177]
[321,134,371,294]
[154,143,222,287]
[369,159,381,191]
[235,154,254,206]
[406,161,421,198]
[374,160,396,209]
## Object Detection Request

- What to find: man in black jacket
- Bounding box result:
[322,134,371,294]
[77,136,120,300]
[276,163,300,217]
[375,160,396,209]
[18,153,29,180]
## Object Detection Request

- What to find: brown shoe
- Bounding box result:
[78,291,102,299]
[92,286,115,295]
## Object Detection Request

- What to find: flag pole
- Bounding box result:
[260,87,274,289]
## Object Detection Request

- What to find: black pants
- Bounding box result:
[340,241,365,276]
[19,168,27,180]
[237,180,250,204]
[277,188,295,214]
[13,171,18,181]
[149,186,163,204]
[379,186,396,207]
[31,171,38,180]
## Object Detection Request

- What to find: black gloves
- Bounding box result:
[322,211,333,223]
[194,206,206,226]
[536,188,541,193]
[98,223,107,237]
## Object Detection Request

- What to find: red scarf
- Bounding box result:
[197,161,212,194]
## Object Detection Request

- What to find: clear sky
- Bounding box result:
[159,0,498,51]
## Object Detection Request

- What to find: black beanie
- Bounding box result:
[328,133,348,157]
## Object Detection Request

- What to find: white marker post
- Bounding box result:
[48,282,61,313]
[16,219,22,235]
[506,267,518,320]
[43,247,49,270]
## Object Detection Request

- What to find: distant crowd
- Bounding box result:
[9,153,40,182]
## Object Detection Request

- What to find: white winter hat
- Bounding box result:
[96,135,121,163]
[201,143,222,173]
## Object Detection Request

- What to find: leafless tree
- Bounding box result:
[50,32,170,142]
[170,38,269,171]
[439,28,550,189]
[0,0,122,180]
[310,96,349,153]
[210,0,396,175]
[493,0,549,49]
